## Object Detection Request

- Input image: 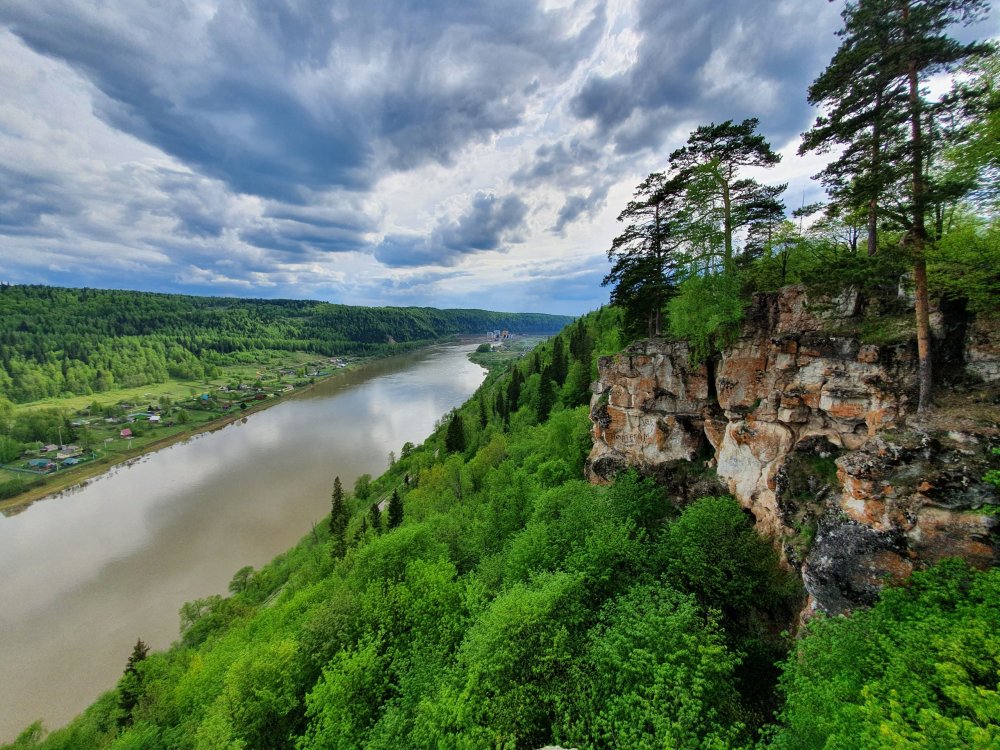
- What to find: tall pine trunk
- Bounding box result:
[903,1,933,412]
[867,88,883,257]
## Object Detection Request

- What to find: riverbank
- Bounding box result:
[2,393,284,513]
[0,340,491,741]
[0,343,448,514]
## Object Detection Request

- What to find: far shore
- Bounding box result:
[0,338,483,514]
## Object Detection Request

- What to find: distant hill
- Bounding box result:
[0,284,573,403]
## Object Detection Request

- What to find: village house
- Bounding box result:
[56,446,82,459]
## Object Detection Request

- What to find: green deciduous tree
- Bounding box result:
[354,473,372,501]
[771,561,1000,749]
[947,50,1000,207]
[562,583,744,750]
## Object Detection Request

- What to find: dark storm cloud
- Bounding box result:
[0,166,79,237]
[239,223,367,256]
[242,202,381,256]
[1,0,605,202]
[511,139,603,186]
[375,193,528,267]
[570,0,844,152]
[552,184,611,234]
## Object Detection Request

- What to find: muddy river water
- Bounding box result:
[0,342,486,741]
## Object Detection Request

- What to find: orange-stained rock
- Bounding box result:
[586,286,999,614]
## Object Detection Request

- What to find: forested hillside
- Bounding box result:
[0,286,571,403]
[5,2,1000,747]
[8,307,998,750]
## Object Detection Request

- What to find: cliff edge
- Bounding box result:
[586,285,1000,615]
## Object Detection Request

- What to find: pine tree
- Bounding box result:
[494,391,508,428]
[355,516,369,543]
[387,489,403,529]
[117,638,150,728]
[445,411,465,454]
[536,366,556,423]
[603,172,685,336]
[329,476,349,558]
[668,118,785,273]
[569,319,593,364]
[506,369,522,413]
[368,502,382,535]
[811,0,991,411]
[550,336,568,386]
[478,392,488,429]
[801,1,910,256]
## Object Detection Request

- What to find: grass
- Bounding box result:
[0,351,372,511]
[468,336,545,371]
[15,351,327,415]
[820,312,914,347]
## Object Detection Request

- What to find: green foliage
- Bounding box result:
[928,212,1000,313]
[605,468,671,532]
[0,307,881,750]
[664,496,789,614]
[985,448,1000,489]
[0,285,571,403]
[0,434,23,463]
[667,272,746,362]
[4,722,43,749]
[117,639,150,729]
[354,474,372,501]
[367,503,382,535]
[770,560,1000,750]
[562,583,744,749]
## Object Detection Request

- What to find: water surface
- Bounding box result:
[0,342,485,740]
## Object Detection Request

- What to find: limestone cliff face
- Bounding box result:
[586,286,1000,615]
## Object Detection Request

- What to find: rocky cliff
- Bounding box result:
[587,285,1000,615]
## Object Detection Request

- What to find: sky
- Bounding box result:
[0,1,995,315]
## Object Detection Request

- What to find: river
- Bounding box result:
[0,341,487,741]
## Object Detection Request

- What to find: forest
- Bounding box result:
[0,285,572,404]
[7,305,997,750]
[4,1,1000,747]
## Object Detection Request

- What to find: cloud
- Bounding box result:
[568,0,844,153]
[552,184,611,234]
[1,0,605,201]
[6,1,989,314]
[375,193,529,267]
